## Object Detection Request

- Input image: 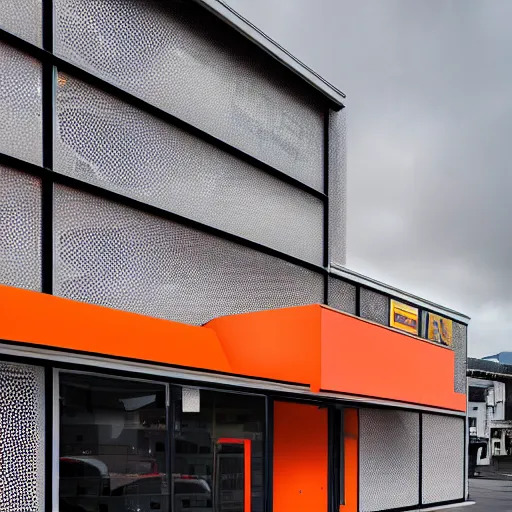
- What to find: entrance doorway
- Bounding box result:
[273,401,328,512]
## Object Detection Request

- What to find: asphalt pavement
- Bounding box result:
[450,479,512,512]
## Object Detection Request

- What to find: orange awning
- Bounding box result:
[0,285,465,412]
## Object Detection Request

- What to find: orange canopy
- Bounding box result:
[0,285,465,411]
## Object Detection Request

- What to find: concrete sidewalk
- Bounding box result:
[450,479,512,512]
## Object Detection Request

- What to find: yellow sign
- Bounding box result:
[425,313,453,347]
[390,300,419,335]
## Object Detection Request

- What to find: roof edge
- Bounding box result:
[331,265,471,324]
[194,0,346,109]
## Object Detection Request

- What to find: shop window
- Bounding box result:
[59,373,168,512]
[174,388,265,512]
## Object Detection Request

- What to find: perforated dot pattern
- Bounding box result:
[327,276,356,315]
[0,362,45,512]
[452,322,468,394]
[54,74,324,265]
[359,409,419,512]
[0,0,42,47]
[422,414,464,504]
[359,287,389,326]
[53,186,324,325]
[329,108,347,266]
[54,0,324,190]
[0,42,42,165]
[0,165,42,291]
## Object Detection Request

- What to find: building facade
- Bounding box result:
[0,1,469,512]
[468,357,512,471]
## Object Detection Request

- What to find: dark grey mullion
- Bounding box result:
[41,2,54,512]
[41,0,54,296]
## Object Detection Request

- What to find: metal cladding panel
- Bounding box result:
[54,0,325,191]
[422,414,465,504]
[0,166,42,291]
[0,42,42,165]
[327,276,356,315]
[360,287,389,326]
[359,409,420,512]
[0,362,45,511]
[452,322,468,394]
[328,108,347,266]
[53,186,324,325]
[0,0,42,47]
[54,74,323,265]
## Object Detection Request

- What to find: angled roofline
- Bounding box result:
[331,265,471,324]
[194,0,346,110]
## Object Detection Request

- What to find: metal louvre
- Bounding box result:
[452,322,468,394]
[422,414,465,504]
[53,186,324,325]
[328,108,347,266]
[54,74,324,265]
[0,41,42,166]
[327,276,356,315]
[360,287,389,326]
[54,0,325,191]
[0,0,41,47]
[0,165,41,291]
[0,362,45,511]
[359,409,420,512]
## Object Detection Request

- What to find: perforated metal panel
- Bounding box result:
[360,288,389,326]
[53,186,324,324]
[359,409,419,512]
[182,387,200,413]
[452,322,468,394]
[0,42,42,165]
[327,277,356,315]
[328,108,347,266]
[422,414,465,504]
[0,362,45,512]
[54,0,324,190]
[54,74,323,264]
[0,165,41,291]
[0,0,42,47]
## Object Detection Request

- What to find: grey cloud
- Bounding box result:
[227,0,512,356]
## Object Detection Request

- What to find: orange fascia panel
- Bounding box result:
[206,305,322,391]
[320,307,466,412]
[0,285,231,373]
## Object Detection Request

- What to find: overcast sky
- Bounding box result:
[226,0,512,357]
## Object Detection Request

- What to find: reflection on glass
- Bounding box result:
[59,373,167,512]
[174,390,264,512]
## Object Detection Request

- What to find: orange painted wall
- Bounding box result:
[0,285,231,373]
[340,408,358,512]
[273,401,328,512]
[320,308,466,411]
[207,306,322,391]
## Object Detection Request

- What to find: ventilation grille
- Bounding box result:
[422,414,465,504]
[54,186,324,325]
[327,277,356,315]
[0,362,45,512]
[359,409,419,512]
[55,74,324,265]
[0,165,41,291]
[0,0,41,47]
[54,0,324,190]
[0,42,42,165]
